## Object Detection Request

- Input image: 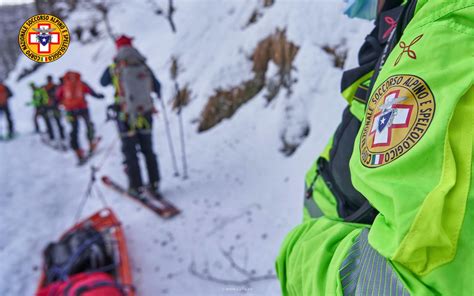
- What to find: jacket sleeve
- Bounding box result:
[146,66,161,98]
[100,66,112,87]
[276,217,365,296]
[83,82,102,98]
[349,4,474,279]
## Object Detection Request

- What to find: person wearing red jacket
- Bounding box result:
[0,81,14,139]
[56,71,104,163]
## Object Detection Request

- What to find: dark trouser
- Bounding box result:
[67,108,95,150]
[0,104,14,135]
[118,112,160,189]
[34,108,41,132]
[50,106,65,140]
[37,107,55,140]
[41,107,66,140]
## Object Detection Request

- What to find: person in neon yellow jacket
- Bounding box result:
[276,0,473,295]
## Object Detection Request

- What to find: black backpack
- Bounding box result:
[44,226,113,284]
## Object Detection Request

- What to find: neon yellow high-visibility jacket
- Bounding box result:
[31,88,50,108]
[276,1,474,295]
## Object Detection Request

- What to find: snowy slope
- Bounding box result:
[0,1,371,295]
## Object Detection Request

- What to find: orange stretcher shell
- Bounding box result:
[35,208,135,296]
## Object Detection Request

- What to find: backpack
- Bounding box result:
[62,72,86,110]
[0,84,8,106]
[43,226,113,284]
[115,46,154,123]
[37,272,125,296]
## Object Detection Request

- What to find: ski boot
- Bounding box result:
[75,149,86,165]
[149,181,161,195]
[128,186,147,201]
[88,137,101,154]
[146,181,163,200]
[7,131,15,140]
[59,139,68,151]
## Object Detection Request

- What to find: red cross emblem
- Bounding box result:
[369,90,413,148]
[28,23,60,54]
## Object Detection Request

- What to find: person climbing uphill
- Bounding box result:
[29,82,56,141]
[43,75,66,145]
[276,0,474,295]
[56,71,104,164]
[0,81,15,139]
[101,35,163,194]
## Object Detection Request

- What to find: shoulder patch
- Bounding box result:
[360,75,435,168]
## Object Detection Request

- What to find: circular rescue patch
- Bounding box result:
[18,14,70,63]
[360,75,435,168]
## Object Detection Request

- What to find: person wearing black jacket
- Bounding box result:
[43,75,66,142]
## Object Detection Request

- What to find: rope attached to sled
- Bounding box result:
[73,136,118,223]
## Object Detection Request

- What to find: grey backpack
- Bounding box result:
[115,46,154,124]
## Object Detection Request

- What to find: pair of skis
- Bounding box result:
[101,176,180,219]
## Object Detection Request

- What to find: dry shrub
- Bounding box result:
[170,56,179,80]
[252,28,299,81]
[279,123,310,156]
[321,41,348,69]
[169,56,192,110]
[198,80,262,132]
[198,29,299,132]
[244,0,276,28]
[263,0,275,7]
[172,84,192,110]
[246,10,260,27]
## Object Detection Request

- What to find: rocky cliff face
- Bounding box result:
[0,3,36,80]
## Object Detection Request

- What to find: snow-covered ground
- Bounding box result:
[0,1,371,295]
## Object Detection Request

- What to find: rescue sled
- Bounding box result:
[35,208,135,296]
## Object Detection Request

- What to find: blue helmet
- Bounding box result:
[343,0,379,20]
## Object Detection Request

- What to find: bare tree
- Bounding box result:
[166,0,177,33]
[147,0,177,33]
[0,3,36,80]
[94,2,116,42]
[189,246,277,287]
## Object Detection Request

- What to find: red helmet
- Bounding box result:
[115,35,133,49]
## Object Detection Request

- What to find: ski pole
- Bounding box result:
[175,82,188,179]
[158,96,180,177]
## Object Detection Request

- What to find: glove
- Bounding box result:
[106,104,119,121]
